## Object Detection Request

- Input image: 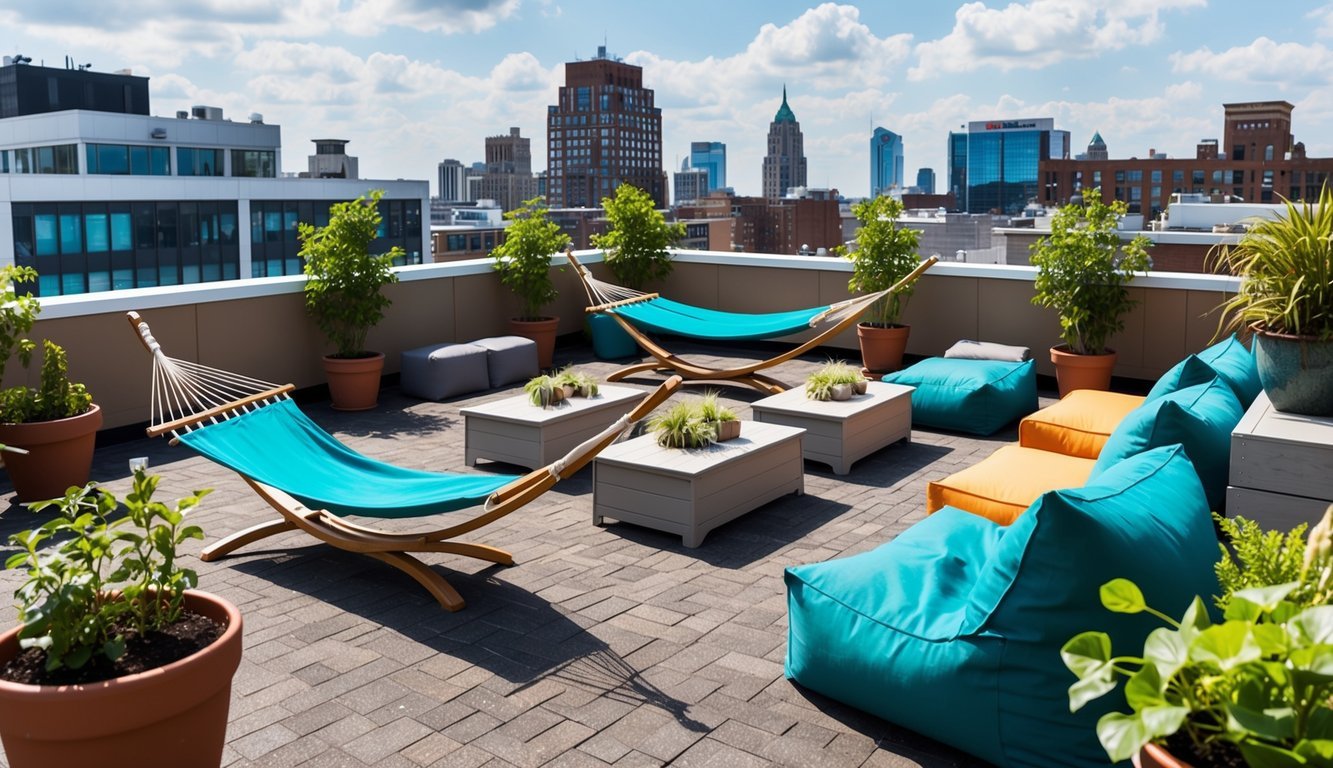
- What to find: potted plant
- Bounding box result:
[805,360,867,401]
[556,368,599,398]
[0,265,101,503]
[300,189,403,411]
[524,374,565,408]
[698,391,740,441]
[1062,505,1333,767]
[836,195,923,374]
[589,184,685,359]
[0,468,243,768]
[492,196,571,369]
[1211,186,1333,416]
[648,401,717,449]
[1030,191,1152,397]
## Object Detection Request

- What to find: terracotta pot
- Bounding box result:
[1050,345,1117,398]
[509,317,560,370]
[323,352,385,411]
[1134,743,1193,768]
[0,590,243,768]
[1252,327,1333,416]
[714,420,741,442]
[0,403,102,503]
[857,323,910,375]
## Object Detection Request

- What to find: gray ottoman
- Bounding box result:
[474,336,539,388]
[400,342,489,400]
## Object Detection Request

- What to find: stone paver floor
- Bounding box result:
[0,340,1048,767]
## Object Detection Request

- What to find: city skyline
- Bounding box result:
[3,1,1330,198]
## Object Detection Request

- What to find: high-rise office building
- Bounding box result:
[689,141,726,193]
[1085,132,1108,161]
[762,87,806,199]
[485,126,532,175]
[437,159,467,202]
[477,127,538,212]
[673,159,708,205]
[947,118,1070,215]
[546,45,666,208]
[916,168,935,194]
[870,127,904,197]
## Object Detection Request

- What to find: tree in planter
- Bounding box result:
[835,195,922,372]
[592,184,685,290]
[300,189,403,410]
[0,265,101,502]
[1030,191,1151,395]
[491,196,571,368]
[300,189,403,359]
[1030,192,1152,356]
[492,196,571,320]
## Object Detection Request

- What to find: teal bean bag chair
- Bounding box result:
[1146,334,1261,408]
[785,443,1219,768]
[882,357,1037,435]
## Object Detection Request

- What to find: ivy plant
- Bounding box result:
[1030,191,1152,355]
[592,184,684,290]
[300,189,403,358]
[492,196,571,320]
[836,195,922,326]
[6,470,209,672]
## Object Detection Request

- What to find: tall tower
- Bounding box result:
[689,141,727,192]
[546,45,667,208]
[762,87,807,199]
[1085,131,1108,161]
[870,127,904,197]
[437,158,466,201]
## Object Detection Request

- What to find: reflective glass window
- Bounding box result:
[85,213,109,252]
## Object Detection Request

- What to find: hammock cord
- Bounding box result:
[136,319,286,437]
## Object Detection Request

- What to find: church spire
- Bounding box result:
[774,85,796,124]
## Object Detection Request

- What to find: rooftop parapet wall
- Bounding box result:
[22,250,1239,430]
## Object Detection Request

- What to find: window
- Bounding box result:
[85,213,109,252]
[231,150,276,177]
[177,147,224,176]
[1265,145,1274,161]
[13,144,77,174]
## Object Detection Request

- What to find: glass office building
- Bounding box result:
[949,118,1069,215]
[870,128,904,197]
[689,141,726,194]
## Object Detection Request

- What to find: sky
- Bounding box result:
[3,1,1332,200]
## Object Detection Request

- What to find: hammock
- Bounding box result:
[568,250,937,393]
[128,311,679,610]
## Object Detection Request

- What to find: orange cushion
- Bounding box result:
[926,444,1096,525]
[1018,390,1146,459]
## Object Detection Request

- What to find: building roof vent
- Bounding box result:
[175,110,189,119]
[191,105,224,121]
[249,113,264,124]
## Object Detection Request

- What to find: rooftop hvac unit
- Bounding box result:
[175,110,189,119]
[248,113,264,124]
[191,105,224,121]
[150,128,167,139]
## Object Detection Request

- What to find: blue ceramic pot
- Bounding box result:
[587,313,638,360]
[1253,329,1333,416]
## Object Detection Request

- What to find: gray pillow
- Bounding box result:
[943,340,1031,363]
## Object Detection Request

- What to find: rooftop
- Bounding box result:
[0,340,1004,768]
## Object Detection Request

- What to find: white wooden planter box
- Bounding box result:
[592,421,805,547]
[750,381,913,475]
[1228,391,1333,529]
[461,385,644,470]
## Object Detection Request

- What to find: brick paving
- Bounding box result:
[0,340,1050,767]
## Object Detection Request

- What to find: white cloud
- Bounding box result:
[1310,6,1333,38]
[340,0,521,36]
[1170,38,1333,87]
[910,0,1205,80]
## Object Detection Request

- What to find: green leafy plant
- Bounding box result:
[555,368,599,397]
[492,196,571,320]
[1210,185,1333,341]
[1063,505,1333,765]
[592,184,684,290]
[300,189,403,358]
[805,360,865,400]
[0,265,93,425]
[524,374,562,407]
[648,402,716,449]
[1030,191,1152,355]
[836,195,922,326]
[6,470,209,673]
[697,391,736,424]
[1215,512,1310,610]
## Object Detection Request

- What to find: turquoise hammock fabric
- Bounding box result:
[178,399,518,520]
[611,297,831,341]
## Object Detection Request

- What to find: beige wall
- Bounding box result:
[20,252,1238,430]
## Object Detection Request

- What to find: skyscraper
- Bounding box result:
[948,118,1070,215]
[477,127,538,212]
[437,159,466,202]
[673,159,708,205]
[762,87,806,199]
[546,45,666,208]
[915,168,936,194]
[689,141,727,193]
[870,127,904,197]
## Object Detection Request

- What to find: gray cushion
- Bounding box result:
[400,342,489,400]
[943,339,1031,363]
[473,336,539,388]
